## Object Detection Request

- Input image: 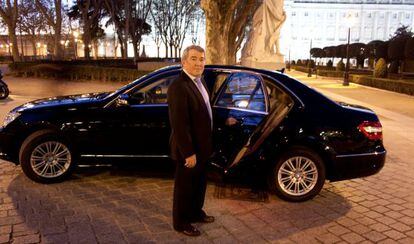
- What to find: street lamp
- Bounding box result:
[343,13,356,86]
[307,27,314,77]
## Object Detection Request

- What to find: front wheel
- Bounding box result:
[268,148,325,202]
[19,130,76,183]
[0,82,9,99]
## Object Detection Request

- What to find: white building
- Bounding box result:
[280,0,414,61]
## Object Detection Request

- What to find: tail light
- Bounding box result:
[358,121,383,141]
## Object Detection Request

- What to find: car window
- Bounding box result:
[129,74,178,105]
[216,72,266,112]
[264,78,293,110]
[212,73,230,98]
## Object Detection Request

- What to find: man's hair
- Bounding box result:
[181,45,205,62]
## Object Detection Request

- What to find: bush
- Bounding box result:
[291,60,296,65]
[297,60,303,66]
[336,59,345,71]
[374,58,387,78]
[327,60,333,68]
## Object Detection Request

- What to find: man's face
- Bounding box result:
[182,49,205,77]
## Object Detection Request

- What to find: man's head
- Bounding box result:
[181,45,205,78]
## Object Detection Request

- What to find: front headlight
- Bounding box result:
[3,111,20,127]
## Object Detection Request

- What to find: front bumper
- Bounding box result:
[329,150,386,181]
[0,127,18,164]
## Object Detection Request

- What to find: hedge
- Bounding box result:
[9,63,149,82]
[350,74,414,95]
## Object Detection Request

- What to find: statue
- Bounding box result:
[241,0,286,70]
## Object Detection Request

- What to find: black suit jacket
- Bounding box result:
[167,71,213,163]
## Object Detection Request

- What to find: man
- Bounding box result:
[167,45,214,236]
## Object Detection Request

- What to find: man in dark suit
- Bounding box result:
[167,45,214,236]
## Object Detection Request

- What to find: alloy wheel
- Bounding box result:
[277,156,318,196]
[30,141,72,178]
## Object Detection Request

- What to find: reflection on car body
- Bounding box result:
[0,65,386,202]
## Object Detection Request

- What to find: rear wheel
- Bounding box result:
[19,130,76,183]
[268,148,325,202]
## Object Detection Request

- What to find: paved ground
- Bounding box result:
[0,71,414,243]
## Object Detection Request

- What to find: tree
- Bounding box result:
[0,0,20,61]
[349,43,367,68]
[18,0,47,58]
[386,26,413,73]
[169,0,199,58]
[127,0,152,63]
[404,37,414,60]
[151,0,173,58]
[103,0,126,58]
[367,40,384,59]
[68,0,103,59]
[201,0,260,64]
[152,0,199,59]
[35,0,63,60]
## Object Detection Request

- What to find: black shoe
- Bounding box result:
[178,224,201,236]
[194,215,215,223]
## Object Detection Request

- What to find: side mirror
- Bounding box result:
[116,93,130,106]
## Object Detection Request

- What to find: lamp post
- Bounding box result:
[343,13,355,86]
[308,27,314,77]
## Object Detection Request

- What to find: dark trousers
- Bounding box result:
[172,159,207,230]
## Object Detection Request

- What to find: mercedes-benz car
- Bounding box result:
[0,65,386,201]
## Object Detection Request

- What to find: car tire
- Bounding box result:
[268,147,325,202]
[19,130,76,184]
[0,83,9,99]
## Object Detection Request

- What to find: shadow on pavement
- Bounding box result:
[7,163,352,243]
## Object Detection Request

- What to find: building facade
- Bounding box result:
[280,0,414,62]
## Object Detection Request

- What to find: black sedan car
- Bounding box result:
[0,65,385,201]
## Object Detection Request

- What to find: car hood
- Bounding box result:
[14,92,109,112]
[337,101,375,114]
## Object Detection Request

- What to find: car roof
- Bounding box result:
[116,64,338,110]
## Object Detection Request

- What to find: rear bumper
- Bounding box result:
[0,127,18,164]
[329,150,386,181]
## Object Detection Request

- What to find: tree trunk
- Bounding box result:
[93,40,98,59]
[83,31,91,59]
[132,39,138,63]
[201,1,229,64]
[54,0,62,60]
[164,43,168,58]
[31,40,37,58]
[8,25,20,62]
[170,44,173,60]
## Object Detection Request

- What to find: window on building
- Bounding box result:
[406,13,410,19]
[339,27,347,41]
[304,12,308,17]
[367,13,372,18]
[376,27,384,39]
[326,26,335,41]
[351,27,360,41]
[292,12,296,17]
[393,13,397,19]
[363,27,373,40]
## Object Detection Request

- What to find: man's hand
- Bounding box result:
[185,154,197,168]
[225,117,238,126]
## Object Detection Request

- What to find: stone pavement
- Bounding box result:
[0,73,414,243]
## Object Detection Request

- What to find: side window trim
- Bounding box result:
[213,71,269,113]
